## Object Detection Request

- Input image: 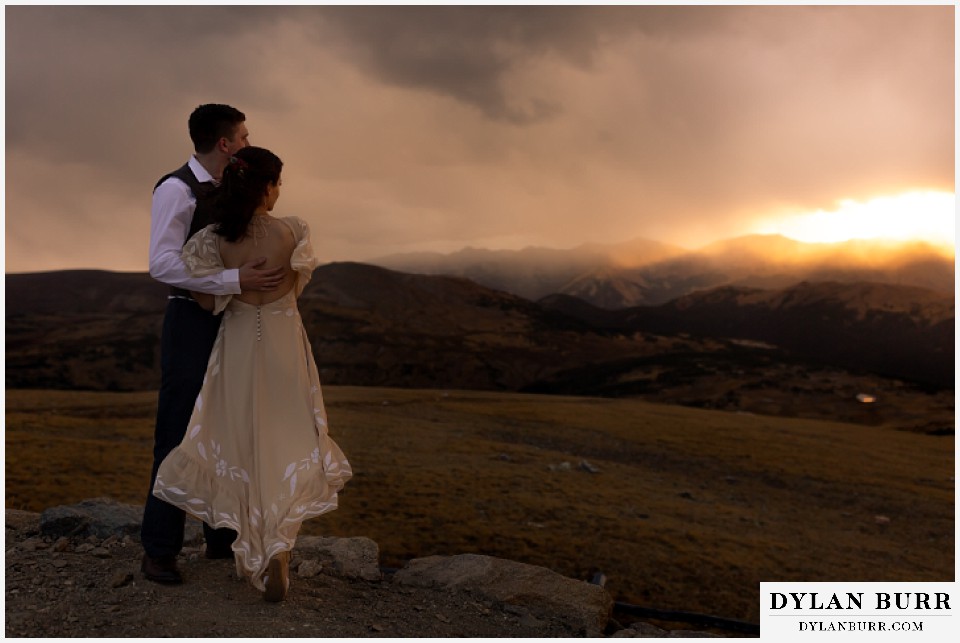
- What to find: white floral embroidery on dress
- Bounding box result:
[153,217,352,593]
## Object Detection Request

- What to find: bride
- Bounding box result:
[152,146,352,602]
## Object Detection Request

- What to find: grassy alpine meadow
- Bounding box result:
[5,386,954,623]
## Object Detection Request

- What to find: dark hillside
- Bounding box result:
[6,270,167,314]
[539,281,954,390]
[6,268,953,430]
[4,265,645,393]
[296,262,647,390]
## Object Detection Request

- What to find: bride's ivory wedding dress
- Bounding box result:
[153,216,352,592]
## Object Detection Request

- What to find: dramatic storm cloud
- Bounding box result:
[4,5,953,272]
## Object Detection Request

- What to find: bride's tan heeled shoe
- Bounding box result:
[263,551,290,602]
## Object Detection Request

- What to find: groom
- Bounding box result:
[141,104,284,584]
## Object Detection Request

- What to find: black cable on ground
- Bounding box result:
[612,602,760,635]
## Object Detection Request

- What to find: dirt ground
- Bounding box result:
[3,510,582,638]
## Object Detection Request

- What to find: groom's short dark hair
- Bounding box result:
[188,104,246,154]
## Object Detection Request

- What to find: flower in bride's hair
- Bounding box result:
[228,155,248,177]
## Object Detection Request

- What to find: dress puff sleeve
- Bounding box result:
[181,225,234,315]
[285,216,319,297]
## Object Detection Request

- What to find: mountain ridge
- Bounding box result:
[6,263,954,407]
[371,234,954,308]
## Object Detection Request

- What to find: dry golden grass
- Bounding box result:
[5,386,953,623]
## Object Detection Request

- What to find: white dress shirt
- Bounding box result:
[148,156,241,294]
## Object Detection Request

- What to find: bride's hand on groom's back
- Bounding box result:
[239,257,285,292]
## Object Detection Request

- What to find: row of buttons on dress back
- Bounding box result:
[246,304,295,341]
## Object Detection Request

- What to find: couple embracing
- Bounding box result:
[141,103,352,602]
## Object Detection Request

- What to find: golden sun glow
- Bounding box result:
[755,191,955,249]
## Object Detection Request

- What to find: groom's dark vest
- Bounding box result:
[154,164,219,298]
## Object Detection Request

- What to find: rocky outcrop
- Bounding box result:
[13,499,726,638]
[294,535,382,581]
[39,497,202,544]
[393,553,614,636]
[6,506,578,638]
[35,499,382,584]
[30,499,614,632]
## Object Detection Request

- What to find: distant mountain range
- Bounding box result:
[6,259,953,405]
[372,235,954,309]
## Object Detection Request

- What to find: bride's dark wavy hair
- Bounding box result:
[214,146,283,242]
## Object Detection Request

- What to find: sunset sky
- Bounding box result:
[4,4,955,274]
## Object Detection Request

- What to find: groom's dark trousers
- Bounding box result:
[140,297,237,558]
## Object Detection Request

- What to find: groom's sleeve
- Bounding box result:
[148,178,240,295]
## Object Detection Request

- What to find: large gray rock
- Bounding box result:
[40,497,142,540]
[39,497,202,544]
[295,535,381,581]
[392,553,613,636]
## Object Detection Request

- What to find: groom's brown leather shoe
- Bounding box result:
[141,554,183,584]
